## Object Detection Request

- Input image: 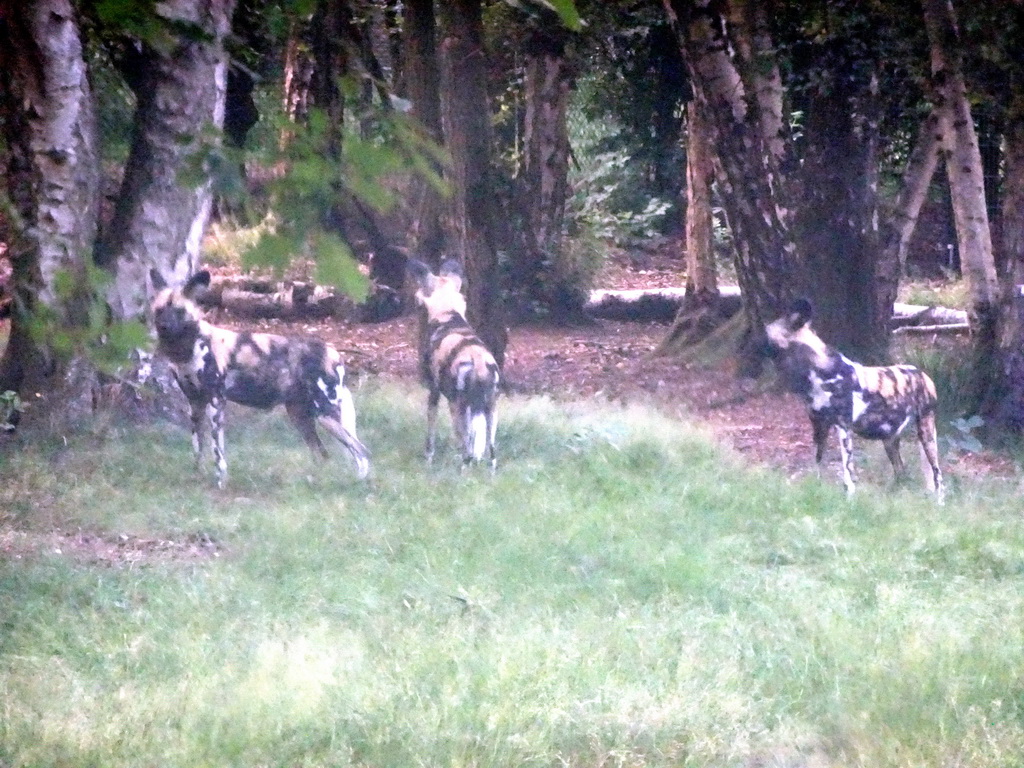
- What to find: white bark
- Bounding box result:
[923,0,999,310]
[104,0,235,320]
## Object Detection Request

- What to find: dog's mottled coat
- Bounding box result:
[749,299,944,502]
[150,269,369,488]
[408,259,499,469]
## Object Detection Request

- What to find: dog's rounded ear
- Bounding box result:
[406,259,435,297]
[439,259,463,279]
[787,297,813,329]
[438,259,463,292]
[183,269,212,299]
[150,268,168,292]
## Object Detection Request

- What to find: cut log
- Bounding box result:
[891,302,968,327]
[197,275,402,323]
[892,322,971,335]
[585,286,741,322]
[585,286,969,333]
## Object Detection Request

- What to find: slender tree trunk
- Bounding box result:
[437,0,507,365]
[657,101,726,353]
[881,102,945,275]
[98,0,235,320]
[0,0,100,412]
[664,0,799,329]
[923,0,1000,411]
[522,26,573,261]
[283,23,314,124]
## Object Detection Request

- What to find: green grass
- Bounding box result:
[1,382,1023,767]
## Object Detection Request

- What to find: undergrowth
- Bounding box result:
[0,382,1022,767]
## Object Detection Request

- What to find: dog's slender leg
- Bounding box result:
[916,413,945,504]
[486,407,497,473]
[836,426,856,496]
[811,414,830,477]
[286,403,330,459]
[883,435,906,482]
[189,400,206,472]
[426,390,440,463]
[209,397,227,490]
[448,399,469,468]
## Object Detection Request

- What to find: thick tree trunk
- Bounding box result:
[401,0,446,267]
[437,0,508,365]
[0,0,100,418]
[923,0,1000,411]
[98,0,235,320]
[799,58,888,362]
[985,86,1024,430]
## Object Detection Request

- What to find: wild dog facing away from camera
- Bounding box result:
[150,269,370,488]
[741,298,944,503]
[408,259,499,470]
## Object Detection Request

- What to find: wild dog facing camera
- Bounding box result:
[149,268,370,489]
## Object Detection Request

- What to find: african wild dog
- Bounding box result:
[150,269,370,488]
[742,298,944,502]
[408,259,500,469]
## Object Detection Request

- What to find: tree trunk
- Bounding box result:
[98,0,235,320]
[657,101,728,353]
[0,0,100,421]
[798,53,887,362]
[664,0,800,329]
[985,81,1024,431]
[923,0,1000,411]
[522,24,574,265]
[437,0,508,365]
[401,0,446,267]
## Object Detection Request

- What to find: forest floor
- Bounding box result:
[215,241,1018,488]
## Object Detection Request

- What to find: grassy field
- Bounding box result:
[1,381,1023,767]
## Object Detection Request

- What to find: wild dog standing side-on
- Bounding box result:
[150,269,370,488]
[742,298,944,503]
[408,259,500,469]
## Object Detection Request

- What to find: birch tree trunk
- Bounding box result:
[0,0,100,405]
[98,0,235,321]
[437,0,508,365]
[664,0,799,329]
[923,0,1000,410]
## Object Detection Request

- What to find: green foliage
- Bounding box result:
[229,84,447,299]
[26,264,149,374]
[1,385,1023,766]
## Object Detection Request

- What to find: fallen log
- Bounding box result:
[892,322,971,335]
[585,286,969,333]
[585,286,741,322]
[198,275,402,323]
